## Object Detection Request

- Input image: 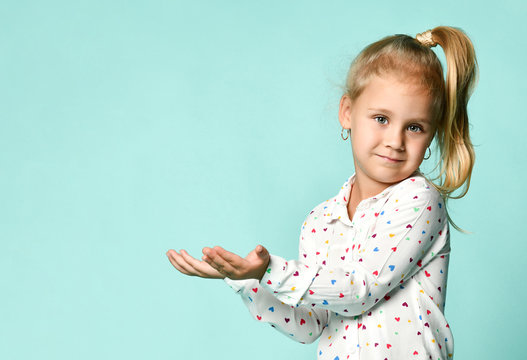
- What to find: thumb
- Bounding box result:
[255,245,269,259]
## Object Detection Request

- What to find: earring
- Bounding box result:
[423,147,431,160]
[341,128,350,140]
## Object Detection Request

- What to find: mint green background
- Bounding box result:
[1,1,525,359]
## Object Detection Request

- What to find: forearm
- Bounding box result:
[225,278,328,344]
[260,255,377,316]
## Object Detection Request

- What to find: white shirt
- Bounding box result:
[225,172,454,360]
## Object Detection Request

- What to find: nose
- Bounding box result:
[384,128,405,151]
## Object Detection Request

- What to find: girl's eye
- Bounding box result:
[408,125,423,133]
[374,116,387,124]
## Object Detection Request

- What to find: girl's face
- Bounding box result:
[339,74,436,193]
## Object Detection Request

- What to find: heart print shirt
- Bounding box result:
[225,172,454,360]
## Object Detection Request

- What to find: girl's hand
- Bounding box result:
[201,245,270,281]
[166,249,225,279]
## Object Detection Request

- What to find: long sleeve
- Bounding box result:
[260,182,449,317]
[224,277,328,344]
[224,212,329,344]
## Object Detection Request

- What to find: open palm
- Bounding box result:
[166,245,270,281]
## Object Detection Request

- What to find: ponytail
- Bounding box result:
[419,26,479,233]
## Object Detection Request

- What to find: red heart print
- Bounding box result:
[257,315,262,320]
[309,290,314,295]
[427,310,431,315]
[341,256,345,260]
[267,280,272,285]
[300,319,306,325]
[427,206,432,211]
[252,288,258,293]
[402,302,408,307]
[425,270,431,277]
[373,270,379,276]
[293,271,299,276]
[339,293,344,298]
[417,259,422,267]
[311,228,316,233]
[395,317,400,321]
[284,318,290,323]
[387,344,392,349]
[413,351,419,355]
[391,247,397,252]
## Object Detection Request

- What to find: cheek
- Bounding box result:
[409,141,429,158]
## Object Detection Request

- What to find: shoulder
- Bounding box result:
[380,174,447,222]
[388,173,444,206]
[303,197,335,225]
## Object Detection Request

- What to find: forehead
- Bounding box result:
[357,75,433,120]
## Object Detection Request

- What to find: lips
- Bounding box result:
[378,155,403,162]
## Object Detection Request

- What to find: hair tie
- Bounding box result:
[416,30,437,48]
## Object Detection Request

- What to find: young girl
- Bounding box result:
[167,25,478,360]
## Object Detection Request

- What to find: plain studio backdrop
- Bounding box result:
[1,1,525,359]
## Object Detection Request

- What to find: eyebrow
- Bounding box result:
[367,108,431,123]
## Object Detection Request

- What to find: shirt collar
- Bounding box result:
[324,172,414,224]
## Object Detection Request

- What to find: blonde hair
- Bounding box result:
[344,26,479,233]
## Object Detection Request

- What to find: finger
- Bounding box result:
[202,247,238,276]
[180,249,223,277]
[172,250,209,277]
[166,250,194,276]
[212,246,245,264]
[209,246,249,275]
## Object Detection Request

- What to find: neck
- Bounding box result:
[350,177,389,203]
[350,169,421,203]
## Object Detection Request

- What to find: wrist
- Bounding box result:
[255,256,270,282]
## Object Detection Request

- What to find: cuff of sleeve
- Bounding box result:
[223,277,257,294]
[259,256,277,289]
[259,254,319,306]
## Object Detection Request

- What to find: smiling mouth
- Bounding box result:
[378,155,403,162]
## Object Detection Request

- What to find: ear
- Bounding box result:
[338,94,353,129]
